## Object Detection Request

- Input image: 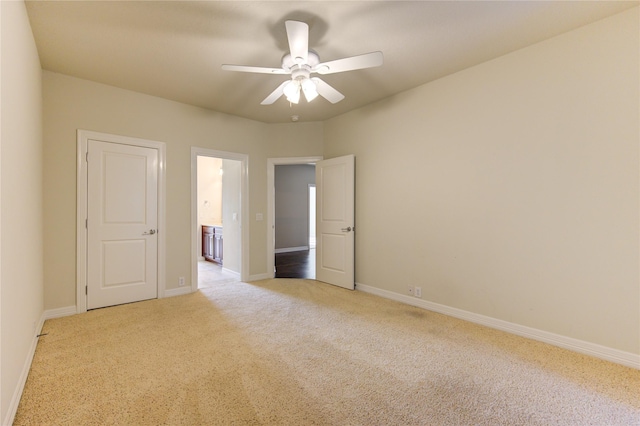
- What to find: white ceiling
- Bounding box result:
[25,1,637,124]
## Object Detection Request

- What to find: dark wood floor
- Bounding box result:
[275,249,315,279]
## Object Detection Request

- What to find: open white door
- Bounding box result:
[87,140,158,309]
[316,155,355,289]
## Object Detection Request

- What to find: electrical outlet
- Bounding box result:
[415,287,422,298]
[178,277,185,287]
[408,286,414,295]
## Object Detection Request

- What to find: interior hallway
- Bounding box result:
[198,260,240,289]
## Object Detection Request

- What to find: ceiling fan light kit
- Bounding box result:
[221,20,383,107]
[281,61,319,104]
[283,80,301,103]
[301,78,319,102]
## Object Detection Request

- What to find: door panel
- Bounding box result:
[103,153,148,223]
[87,140,158,309]
[320,234,346,272]
[102,240,146,287]
[316,155,355,289]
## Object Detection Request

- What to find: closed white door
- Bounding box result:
[87,140,158,309]
[315,155,355,290]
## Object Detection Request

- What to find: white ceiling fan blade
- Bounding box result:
[285,20,308,65]
[222,64,288,75]
[312,78,345,104]
[314,51,383,75]
[261,81,290,105]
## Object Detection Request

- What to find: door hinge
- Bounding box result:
[85,218,88,229]
[85,286,88,295]
[86,152,89,162]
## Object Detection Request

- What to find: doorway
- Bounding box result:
[191,148,249,291]
[267,156,322,279]
[274,164,316,279]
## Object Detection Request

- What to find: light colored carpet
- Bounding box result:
[15,279,640,425]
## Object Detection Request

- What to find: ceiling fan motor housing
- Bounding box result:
[291,67,311,81]
[282,51,320,72]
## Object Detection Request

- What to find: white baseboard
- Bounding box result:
[44,305,77,319]
[247,273,270,282]
[4,310,47,426]
[222,268,241,278]
[355,282,640,370]
[164,286,192,297]
[274,246,309,254]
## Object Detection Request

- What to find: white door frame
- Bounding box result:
[308,183,316,249]
[267,156,323,278]
[76,129,167,313]
[191,147,249,290]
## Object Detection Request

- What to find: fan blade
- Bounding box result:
[261,81,290,105]
[222,64,288,75]
[314,51,383,75]
[285,20,308,64]
[312,78,345,104]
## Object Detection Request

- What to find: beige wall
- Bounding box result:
[0,1,44,422]
[196,156,222,259]
[324,8,639,354]
[42,71,323,309]
[197,156,223,227]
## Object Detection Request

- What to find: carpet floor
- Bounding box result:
[14,279,640,425]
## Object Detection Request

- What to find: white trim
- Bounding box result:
[308,183,316,249]
[222,268,241,278]
[355,281,640,369]
[4,311,45,426]
[191,148,249,292]
[247,273,270,282]
[267,156,322,278]
[44,306,77,320]
[76,135,87,312]
[76,130,167,313]
[5,303,92,424]
[275,246,309,254]
[165,287,192,298]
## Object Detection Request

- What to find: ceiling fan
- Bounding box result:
[221,20,383,105]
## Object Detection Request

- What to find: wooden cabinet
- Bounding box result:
[202,225,223,264]
[202,226,214,261]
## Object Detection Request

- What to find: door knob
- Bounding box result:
[142,229,156,235]
[341,227,352,232]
